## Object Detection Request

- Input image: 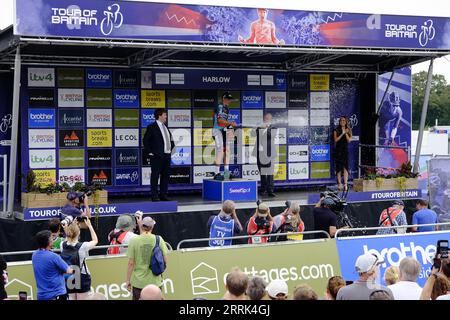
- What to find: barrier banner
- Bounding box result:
[15,0,450,50]
[308,189,422,204]
[5,240,340,300]
[336,231,450,286]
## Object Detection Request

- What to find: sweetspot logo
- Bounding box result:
[229,188,250,194]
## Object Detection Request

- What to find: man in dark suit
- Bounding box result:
[143,109,175,201]
[253,113,277,197]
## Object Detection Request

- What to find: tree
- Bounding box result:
[412,71,450,130]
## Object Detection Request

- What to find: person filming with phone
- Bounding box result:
[420,240,450,300]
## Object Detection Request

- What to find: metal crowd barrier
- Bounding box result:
[176,230,331,250]
[0,242,173,258]
[0,154,7,215]
[335,222,450,239]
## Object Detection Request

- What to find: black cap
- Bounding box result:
[222,92,233,100]
[392,200,405,206]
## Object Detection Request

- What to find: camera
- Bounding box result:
[255,200,270,230]
[78,190,93,203]
[76,216,88,223]
[61,215,74,227]
[433,240,449,269]
[320,190,353,228]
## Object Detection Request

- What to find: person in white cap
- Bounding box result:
[266,279,288,300]
[336,253,393,300]
[126,215,168,300]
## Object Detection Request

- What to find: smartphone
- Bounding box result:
[18,291,27,300]
[437,240,449,259]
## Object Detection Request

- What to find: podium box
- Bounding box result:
[203,179,258,202]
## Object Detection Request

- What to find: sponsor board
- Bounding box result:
[59,130,84,148]
[141,71,152,89]
[193,166,215,183]
[86,89,112,107]
[274,163,287,181]
[169,166,191,184]
[115,129,139,147]
[241,91,264,109]
[58,88,84,108]
[310,74,330,91]
[265,91,286,108]
[114,109,139,127]
[289,74,308,90]
[310,162,331,179]
[87,129,112,147]
[193,90,216,107]
[193,109,213,127]
[170,128,191,147]
[311,145,330,162]
[28,88,55,107]
[274,128,286,145]
[242,164,260,181]
[141,90,165,108]
[29,149,56,169]
[168,109,191,128]
[241,128,256,146]
[310,127,330,144]
[288,145,309,162]
[86,69,112,88]
[113,89,139,108]
[221,180,257,201]
[241,146,257,164]
[167,90,191,108]
[88,169,112,186]
[229,165,242,179]
[58,109,83,127]
[59,149,85,168]
[275,73,287,90]
[115,148,139,166]
[228,110,241,126]
[114,70,138,88]
[28,129,56,148]
[57,68,84,87]
[58,169,85,186]
[276,145,287,163]
[171,147,192,165]
[115,168,140,186]
[247,74,260,86]
[28,68,55,87]
[193,146,215,165]
[86,109,112,127]
[33,170,56,187]
[310,91,330,109]
[141,109,156,127]
[217,91,240,109]
[193,128,214,146]
[88,149,112,167]
[261,75,274,86]
[141,167,152,185]
[288,90,308,108]
[336,231,449,287]
[241,110,263,128]
[289,162,309,180]
[308,189,422,204]
[310,109,330,126]
[28,109,55,128]
[288,128,309,144]
[267,110,288,127]
[170,73,185,85]
[288,109,308,127]
[155,73,170,84]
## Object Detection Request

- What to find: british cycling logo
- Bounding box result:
[50,4,123,36]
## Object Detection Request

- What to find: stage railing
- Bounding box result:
[335,222,450,239]
[0,154,7,216]
[358,143,411,178]
[176,230,330,250]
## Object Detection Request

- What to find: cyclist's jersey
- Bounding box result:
[213,104,229,131]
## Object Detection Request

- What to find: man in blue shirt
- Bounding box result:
[411,199,438,232]
[207,200,243,246]
[61,191,91,219]
[32,230,73,300]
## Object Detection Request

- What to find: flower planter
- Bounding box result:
[21,190,108,208]
[353,177,418,192]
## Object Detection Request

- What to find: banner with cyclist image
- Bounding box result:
[0,73,13,202]
[14,0,450,50]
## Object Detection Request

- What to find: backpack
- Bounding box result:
[150,235,166,276]
[107,230,127,255]
[61,242,85,270]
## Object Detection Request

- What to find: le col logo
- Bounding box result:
[117,134,137,141]
[229,188,250,194]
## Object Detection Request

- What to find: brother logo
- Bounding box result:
[30,113,53,120]
[229,188,250,194]
[243,95,262,102]
[116,93,137,100]
[88,73,110,80]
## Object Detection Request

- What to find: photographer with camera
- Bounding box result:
[61,191,92,223]
[246,202,274,244]
[273,201,305,241]
[208,200,243,247]
[60,216,98,300]
[313,196,338,239]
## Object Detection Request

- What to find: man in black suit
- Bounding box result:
[253,113,277,197]
[143,109,175,201]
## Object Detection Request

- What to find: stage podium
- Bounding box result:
[203,179,258,202]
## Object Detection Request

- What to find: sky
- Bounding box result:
[0,0,449,80]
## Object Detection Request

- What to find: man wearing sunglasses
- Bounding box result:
[337,253,394,300]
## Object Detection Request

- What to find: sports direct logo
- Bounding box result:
[229,188,250,194]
